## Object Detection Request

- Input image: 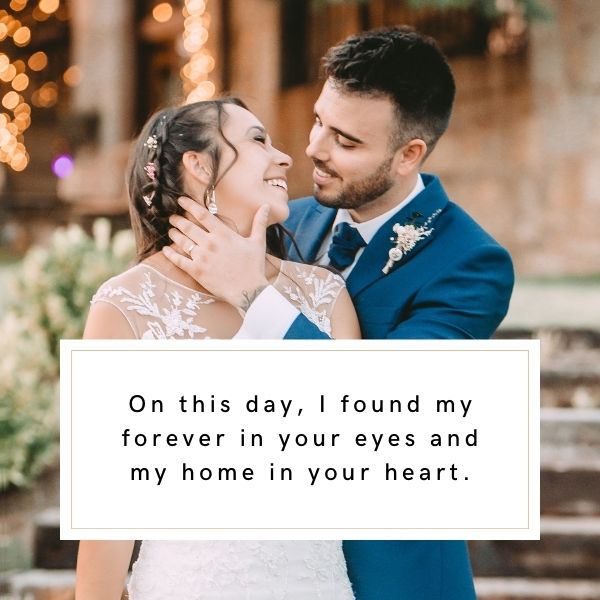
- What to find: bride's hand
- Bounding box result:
[163,197,270,314]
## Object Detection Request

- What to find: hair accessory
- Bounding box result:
[206,186,218,215]
[144,162,157,181]
[144,135,158,151]
[143,192,155,207]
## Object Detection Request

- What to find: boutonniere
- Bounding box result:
[382,209,442,274]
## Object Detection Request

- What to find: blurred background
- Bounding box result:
[1,0,599,599]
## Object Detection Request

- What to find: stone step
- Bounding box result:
[475,577,600,600]
[540,408,600,515]
[540,343,600,409]
[542,367,600,409]
[541,467,600,516]
[32,509,78,570]
[2,569,75,600]
[1,569,130,600]
[498,328,600,408]
[496,328,600,350]
[29,508,141,571]
[6,572,600,600]
[471,517,600,579]
[541,408,600,450]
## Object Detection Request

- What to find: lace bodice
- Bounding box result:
[90,261,354,599]
[127,540,355,600]
[90,261,345,339]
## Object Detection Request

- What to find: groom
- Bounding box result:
[166,27,514,600]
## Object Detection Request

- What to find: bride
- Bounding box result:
[76,97,359,599]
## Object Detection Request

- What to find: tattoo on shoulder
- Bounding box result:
[239,285,268,314]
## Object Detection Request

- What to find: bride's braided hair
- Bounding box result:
[128,98,291,262]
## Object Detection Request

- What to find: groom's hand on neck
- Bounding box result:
[163,197,271,314]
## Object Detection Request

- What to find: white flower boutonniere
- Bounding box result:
[382,209,442,274]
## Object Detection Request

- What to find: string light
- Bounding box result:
[0,4,57,171]
[181,0,215,104]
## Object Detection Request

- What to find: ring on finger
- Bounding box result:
[186,243,196,255]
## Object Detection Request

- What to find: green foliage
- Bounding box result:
[406,0,550,20]
[0,220,135,490]
[310,0,552,21]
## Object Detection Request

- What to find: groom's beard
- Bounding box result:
[313,155,394,210]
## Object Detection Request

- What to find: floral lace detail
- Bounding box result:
[91,268,214,339]
[277,264,345,336]
[92,262,347,341]
[128,540,355,600]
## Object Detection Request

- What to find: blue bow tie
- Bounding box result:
[327,222,366,271]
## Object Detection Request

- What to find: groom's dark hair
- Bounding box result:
[322,26,455,155]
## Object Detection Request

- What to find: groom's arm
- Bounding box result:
[385,243,514,340]
[232,286,324,339]
[240,243,514,340]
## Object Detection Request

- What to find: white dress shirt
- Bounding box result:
[234,175,425,339]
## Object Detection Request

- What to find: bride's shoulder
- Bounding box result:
[275,261,350,336]
[280,260,345,287]
[91,263,153,304]
[277,262,346,303]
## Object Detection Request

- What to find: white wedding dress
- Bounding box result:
[127,540,354,599]
[91,260,355,600]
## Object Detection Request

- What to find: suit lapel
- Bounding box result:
[288,203,337,262]
[347,175,449,297]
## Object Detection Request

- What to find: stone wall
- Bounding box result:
[429,0,600,276]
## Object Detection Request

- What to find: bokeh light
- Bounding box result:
[10,151,29,171]
[182,0,215,103]
[6,20,21,37]
[0,54,9,74]
[9,0,28,11]
[52,153,74,178]
[0,64,17,83]
[2,91,20,110]
[38,0,60,15]
[28,51,48,71]
[11,73,29,91]
[13,25,31,46]
[63,65,82,86]
[32,5,50,21]
[153,2,173,23]
[32,82,58,107]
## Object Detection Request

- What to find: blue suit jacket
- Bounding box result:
[284,174,514,599]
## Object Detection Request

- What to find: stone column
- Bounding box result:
[70,0,134,146]
[228,0,280,131]
[58,0,135,212]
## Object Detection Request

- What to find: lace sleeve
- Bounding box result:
[90,265,221,340]
[89,278,140,338]
[273,262,346,335]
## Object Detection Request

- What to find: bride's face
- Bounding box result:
[213,104,292,236]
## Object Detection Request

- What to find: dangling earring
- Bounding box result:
[205,186,218,215]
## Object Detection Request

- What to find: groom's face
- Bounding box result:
[306,79,400,221]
